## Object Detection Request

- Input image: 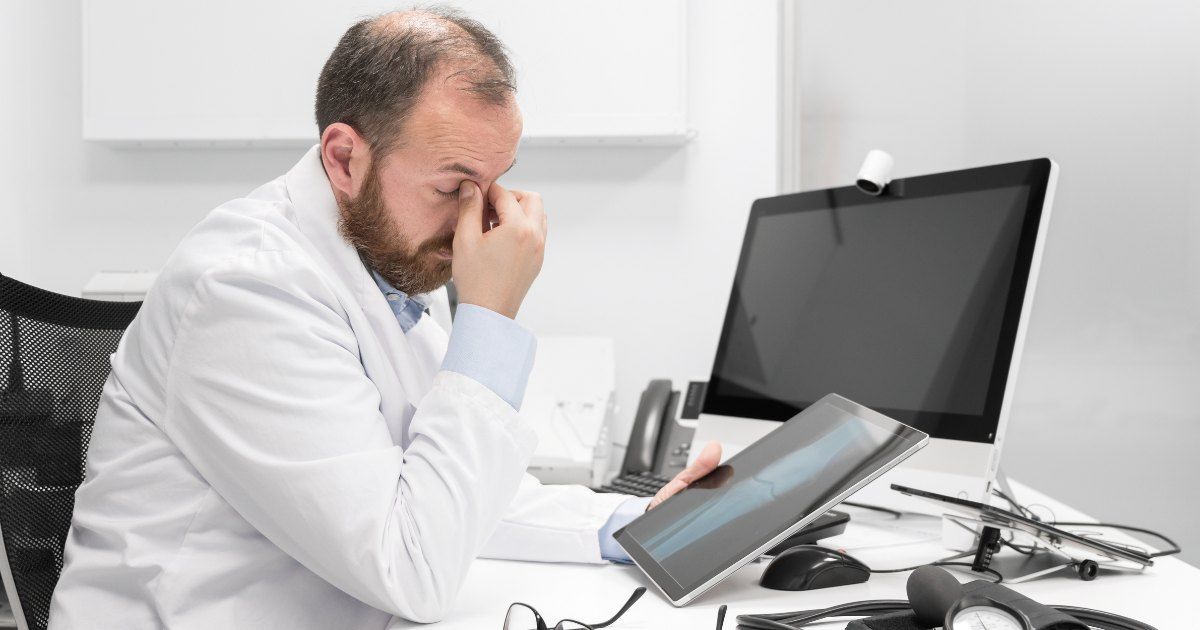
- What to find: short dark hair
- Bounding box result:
[314,6,516,155]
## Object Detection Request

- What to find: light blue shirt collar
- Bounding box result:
[370,270,429,334]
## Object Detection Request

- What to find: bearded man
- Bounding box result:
[47,7,718,629]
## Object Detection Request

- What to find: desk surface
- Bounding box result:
[393,482,1196,629]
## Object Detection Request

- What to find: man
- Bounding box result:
[48,8,719,628]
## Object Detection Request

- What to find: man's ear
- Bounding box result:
[320,123,370,201]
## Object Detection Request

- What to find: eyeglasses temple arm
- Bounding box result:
[588,586,647,629]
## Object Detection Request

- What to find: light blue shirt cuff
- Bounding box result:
[440,303,537,410]
[598,496,653,563]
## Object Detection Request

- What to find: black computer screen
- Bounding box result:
[703,159,1053,443]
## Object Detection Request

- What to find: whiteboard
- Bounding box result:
[82,1,688,146]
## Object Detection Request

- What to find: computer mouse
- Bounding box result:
[759,545,870,591]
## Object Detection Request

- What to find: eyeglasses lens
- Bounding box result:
[503,604,540,630]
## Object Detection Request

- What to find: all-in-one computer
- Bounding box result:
[690,158,1058,511]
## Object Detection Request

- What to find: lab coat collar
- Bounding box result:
[283,144,373,299]
[283,145,447,436]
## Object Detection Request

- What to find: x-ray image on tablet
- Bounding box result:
[614,394,927,606]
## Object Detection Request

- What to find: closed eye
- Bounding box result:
[435,187,459,199]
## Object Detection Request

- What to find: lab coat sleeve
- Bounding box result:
[477,474,633,563]
[161,252,537,623]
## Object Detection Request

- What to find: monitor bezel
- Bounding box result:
[701,158,1054,444]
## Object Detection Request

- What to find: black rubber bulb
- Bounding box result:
[907,565,965,628]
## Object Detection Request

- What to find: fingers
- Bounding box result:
[525,194,547,235]
[648,441,723,510]
[649,480,685,510]
[509,188,547,239]
[486,182,524,225]
[675,441,722,485]
[454,181,547,320]
[456,181,484,238]
[510,188,546,220]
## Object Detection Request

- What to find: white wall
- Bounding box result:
[0,3,779,462]
[796,0,1200,563]
[515,3,780,447]
[0,4,303,288]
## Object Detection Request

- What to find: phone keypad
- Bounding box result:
[597,471,672,497]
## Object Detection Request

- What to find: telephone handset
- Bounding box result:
[621,380,674,474]
[620,379,703,479]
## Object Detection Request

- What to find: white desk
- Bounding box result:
[391,482,1197,628]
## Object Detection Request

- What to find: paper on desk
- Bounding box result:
[822,516,941,551]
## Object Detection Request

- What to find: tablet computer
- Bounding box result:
[614,393,928,606]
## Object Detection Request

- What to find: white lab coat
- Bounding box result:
[47,146,630,629]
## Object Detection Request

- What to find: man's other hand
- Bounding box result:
[647,441,723,510]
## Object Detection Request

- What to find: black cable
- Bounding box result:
[866,551,1004,583]
[991,487,1037,520]
[999,537,1038,556]
[1050,521,1181,558]
[736,600,910,630]
[841,500,903,519]
[867,550,971,574]
[948,517,1037,558]
[940,516,1036,564]
[932,562,1003,583]
[1025,503,1057,523]
[994,487,1180,558]
[1050,605,1159,630]
[859,520,1008,582]
[992,488,1058,524]
[946,515,1036,561]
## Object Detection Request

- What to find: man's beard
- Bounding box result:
[337,161,453,296]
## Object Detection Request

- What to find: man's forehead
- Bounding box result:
[434,157,516,180]
[392,75,520,178]
[413,112,519,177]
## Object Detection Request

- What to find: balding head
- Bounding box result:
[315,6,516,155]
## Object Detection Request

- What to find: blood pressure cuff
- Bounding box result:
[846,611,925,630]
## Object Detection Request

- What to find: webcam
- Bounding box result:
[855,149,894,196]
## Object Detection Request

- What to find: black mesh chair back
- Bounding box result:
[0,274,140,630]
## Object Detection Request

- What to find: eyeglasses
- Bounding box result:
[503,587,646,630]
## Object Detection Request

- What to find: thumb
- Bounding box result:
[456,181,484,237]
[675,441,722,486]
[648,441,723,510]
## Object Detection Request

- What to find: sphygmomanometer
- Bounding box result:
[736,565,1157,630]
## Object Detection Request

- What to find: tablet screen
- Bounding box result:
[615,395,926,603]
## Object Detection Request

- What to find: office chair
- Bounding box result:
[0,274,140,630]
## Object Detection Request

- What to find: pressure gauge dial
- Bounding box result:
[949,605,1026,630]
